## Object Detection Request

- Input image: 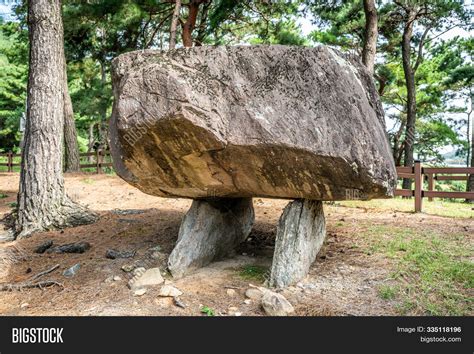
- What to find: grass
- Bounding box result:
[359,224,473,315]
[200,306,215,316]
[238,265,269,283]
[0,193,7,199]
[378,285,398,300]
[338,197,474,219]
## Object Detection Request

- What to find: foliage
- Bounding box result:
[0,20,27,152]
[0,1,472,166]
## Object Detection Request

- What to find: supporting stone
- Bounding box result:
[269,199,326,288]
[168,198,254,278]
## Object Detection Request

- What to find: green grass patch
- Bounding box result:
[378,285,398,300]
[200,306,215,316]
[361,225,473,315]
[238,265,268,283]
[0,193,7,199]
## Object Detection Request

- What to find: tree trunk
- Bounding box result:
[15,0,97,239]
[63,58,81,173]
[467,92,474,200]
[401,17,416,190]
[99,60,109,150]
[169,0,181,50]
[181,0,201,47]
[362,0,378,75]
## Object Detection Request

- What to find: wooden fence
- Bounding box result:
[2,152,473,212]
[396,161,474,212]
[0,150,113,174]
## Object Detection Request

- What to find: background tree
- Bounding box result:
[15,0,96,238]
[362,0,378,73]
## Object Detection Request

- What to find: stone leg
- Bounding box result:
[269,199,326,288]
[168,198,254,278]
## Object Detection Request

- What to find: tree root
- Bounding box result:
[15,196,99,239]
[0,280,63,292]
[0,264,62,291]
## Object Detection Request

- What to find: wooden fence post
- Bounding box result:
[414,161,422,212]
[96,149,102,174]
[427,173,434,202]
[7,151,13,172]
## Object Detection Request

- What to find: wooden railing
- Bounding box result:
[395,161,474,212]
[2,152,473,211]
[0,150,113,174]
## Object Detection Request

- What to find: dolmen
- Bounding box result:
[109,45,397,287]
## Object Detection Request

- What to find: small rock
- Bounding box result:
[49,242,90,254]
[134,288,147,296]
[63,263,81,277]
[34,240,53,254]
[121,264,135,273]
[149,245,162,252]
[104,276,114,283]
[234,312,242,316]
[132,267,146,276]
[150,251,164,260]
[226,289,236,297]
[227,306,239,315]
[20,303,29,309]
[173,297,186,309]
[113,276,122,281]
[106,249,136,259]
[128,267,164,290]
[113,209,145,215]
[244,299,252,305]
[261,290,295,316]
[158,285,182,297]
[245,288,263,300]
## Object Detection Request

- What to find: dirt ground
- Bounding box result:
[0,173,472,316]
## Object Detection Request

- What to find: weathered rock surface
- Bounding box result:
[128,267,164,290]
[110,45,396,201]
[269,200,326,288]
[158,285,183,297]
[245,288,264,300]
[261,290,295,316]
[168,198,254,278]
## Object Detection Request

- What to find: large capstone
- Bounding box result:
[110,45,396,201]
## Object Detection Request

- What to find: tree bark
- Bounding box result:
[362,0,378,75]
[169,0,181,49]
[181,0,201,47]
[98,60,109,150]
[401,15,416,190]
[467,91,474,200]
[63,58,81,173]
[15,0,97,239]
